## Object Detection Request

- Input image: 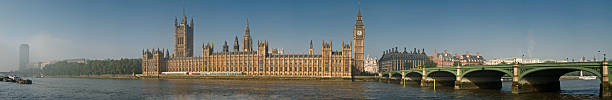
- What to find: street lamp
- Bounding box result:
[598,50,606,62]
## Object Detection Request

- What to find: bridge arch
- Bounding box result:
[425,70,456,77]
[391,73,403,79]
[423,71,456,87]
[404,71,423,82]
[457,68,512,89]
[460,68,513,79]
[382,73,390,78]
[519,67,602,79]
[515,67,601,93]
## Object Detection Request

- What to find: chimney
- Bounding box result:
[466,51,469,57]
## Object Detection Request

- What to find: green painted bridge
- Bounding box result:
[379,61,612,97]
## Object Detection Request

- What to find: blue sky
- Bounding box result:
[1,0,611,71]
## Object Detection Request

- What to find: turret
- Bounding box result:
[234,36,240,52]
[190,17,194,28]
[342,40,352,57]
[165,49,170,58]
[422,48,425,54]
[174,16,178,27]
[257,40,269,56]
[181,16,187,25]
[223,41,229,52]
[308,40,314,54]
[202,42,213,56]
[322,40,332,57]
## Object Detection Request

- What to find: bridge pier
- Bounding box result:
[420,68,427,86]
[401,72,406,84]
[511,63,560,93]
[601,61,611,98]
[512,64,520,94]
[454,65,462,89]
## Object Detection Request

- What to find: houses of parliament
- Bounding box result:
[142,8,366,78]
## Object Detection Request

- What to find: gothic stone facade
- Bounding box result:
[142,9,365,78]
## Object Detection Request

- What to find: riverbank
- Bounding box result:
[45,74,381,81]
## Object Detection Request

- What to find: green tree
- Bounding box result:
[424,60,437,68]
[453,61,461,66]
[42,58,142,76]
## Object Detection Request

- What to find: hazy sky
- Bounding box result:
[1,0,611,71]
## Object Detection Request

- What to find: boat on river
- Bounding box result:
[3,75,32,84]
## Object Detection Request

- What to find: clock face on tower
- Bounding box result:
[357,30,362,36]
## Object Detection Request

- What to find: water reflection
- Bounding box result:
[0,78,602,100]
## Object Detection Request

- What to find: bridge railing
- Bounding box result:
[383,61,610,74]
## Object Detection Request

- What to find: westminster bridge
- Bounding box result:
[379,61,612,97]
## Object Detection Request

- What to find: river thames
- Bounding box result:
[0,78,600,100]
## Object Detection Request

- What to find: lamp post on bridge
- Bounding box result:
[598,50,606,62]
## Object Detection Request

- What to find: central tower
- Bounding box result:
[174,16,194,57]
[353,5,365,72]
[242,18,253,52]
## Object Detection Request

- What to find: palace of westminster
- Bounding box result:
[142,8,366,78]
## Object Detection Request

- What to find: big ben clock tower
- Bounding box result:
[353,5,365,73]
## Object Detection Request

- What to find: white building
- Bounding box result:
[364,55,378,73]
[485,57,565,65]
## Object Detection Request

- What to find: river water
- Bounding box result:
[0,78,601,100]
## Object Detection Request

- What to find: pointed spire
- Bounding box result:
[165,49,170,58]
[182,5,186,17]
[190,17,194,27]
[244,17,250,36]
[342,40,345,48]
[223,40,229,52]
[181,16,187,24]
[309,40,313,49]
[242,17,252,52]
[234,36,240,52]
[358,1,362,17]
[356,2,363,21]
[174,16,178,26]
[422,48,425,54]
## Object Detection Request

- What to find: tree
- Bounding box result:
[453,61,461,66]
[424,60,437,68]
[42,58,142,76]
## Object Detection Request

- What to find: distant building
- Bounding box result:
[430,49,485,67]
[26,62,42,69]
[19,44,29,70]
[63,58,88,64]
[485,58,562,65]
[378,47,430,72]
[36,58,87,70]
[364,55,378,73]
[270,48,285,55]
